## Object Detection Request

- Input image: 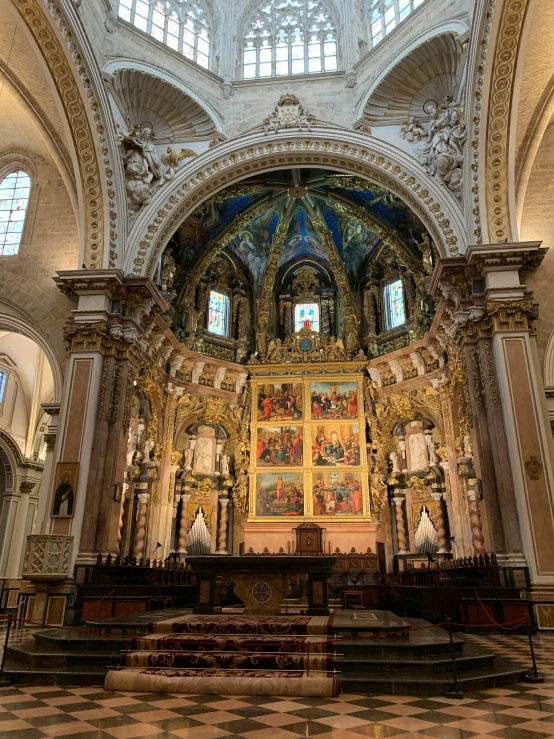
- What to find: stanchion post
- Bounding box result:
[525,614,544,683]
[444,617,463,699]
[0,615,13,685]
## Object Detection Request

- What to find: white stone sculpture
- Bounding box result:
[221,452,230,477]
[117,122,178,213]
[418,99,466,198]
[400,117,425,142]
[263,94,315,134]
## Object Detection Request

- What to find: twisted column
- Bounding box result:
[178,493,190,555]
[431,490,448,553]
[467,482,486,555]
[393,496,408,554]
[133,489,149,560]
[218,498,229,554]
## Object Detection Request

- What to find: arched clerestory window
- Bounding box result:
[116,0,211,69]
[242,0,338,79]
[368,0,425,47]
[0,170,31,256]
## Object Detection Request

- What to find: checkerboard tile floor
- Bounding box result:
[1,633,554,738]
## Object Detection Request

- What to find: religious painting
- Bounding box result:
[257,383,303,422]
[255,473,304,517]
[256,426,303,467]
[51,463,78,517]
[312,470,363,516]
[310,381,358,420]
[312,470,364,516]
[311,425,361,467]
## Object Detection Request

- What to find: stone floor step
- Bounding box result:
[334,651,495,675]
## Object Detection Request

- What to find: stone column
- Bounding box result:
[133,487,149,561]
[431,490,448,554]
[51,270,167,568]
[393,495,408,554]
[218,498,229,554]
[467,482,486,556]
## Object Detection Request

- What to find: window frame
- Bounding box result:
[0,164,35,257]
[0,369,7,405]
[116,0,211,70]
[368,0,426,48]
[383,279,406,331]
[206,290,230,338]
[242,0,339,80]
[294,302,321,333]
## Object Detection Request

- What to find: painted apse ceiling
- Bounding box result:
[167,168,430,300]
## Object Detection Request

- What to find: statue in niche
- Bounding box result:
[414,233,434,274]
[390,451,401,474]
[161,251,176,290]
[426,435,438,465]
[418,98,466,198]
[184,446,194,470]
[221,452,231,477]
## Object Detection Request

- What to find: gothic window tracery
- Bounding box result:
[117,0,211,68]
[242,0,338,79]
[368,0,425,47]
[0,169,31,256]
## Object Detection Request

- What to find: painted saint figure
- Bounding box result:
[53,474,74,517]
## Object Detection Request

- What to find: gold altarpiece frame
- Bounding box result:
[248,372,372,521]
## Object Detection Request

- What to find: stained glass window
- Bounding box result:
[368,0,425,48]
[295,303,320,332]
[0,170,31,256]
[384,280,405,330]
[207,291,229,337]
[0,370,6,403]
[243,1,337,79]
[117,0,211,69]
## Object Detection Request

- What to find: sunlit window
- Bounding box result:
[295,303,320,332]
[384,280,405,330]
[0,170,31,256]
[117,0,210,68]
[369,0,425,48]
[243,0,337,79]
[207,291,229,337]
[0,370,6,403]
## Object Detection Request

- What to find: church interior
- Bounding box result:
[3,0,554,733]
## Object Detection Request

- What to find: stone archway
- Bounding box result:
[123,128,467,277]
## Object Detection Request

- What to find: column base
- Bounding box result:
[496,552,528,568]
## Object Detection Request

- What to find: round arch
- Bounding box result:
[0,302,64,404]
[123,127,466,277]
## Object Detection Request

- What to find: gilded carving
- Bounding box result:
[108,363,122,425]
[407,476,429,499]
[97,358,109,422]
[487,299,539,332]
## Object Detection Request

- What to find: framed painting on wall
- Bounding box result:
[310,424,361,467]
[255,472,304,517]
[51,462,78,517]
[312,470,363,516]
[256,426,303,466]
[256,383,303,422]
[310,381,358,420]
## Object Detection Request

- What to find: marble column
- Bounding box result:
[431,490,448,554]
[218,498,229,554]
[35,403,60,535]
[133,488,149,561]
[393,495,408,554]
[467,482,486,556]
[178,492,190,557]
